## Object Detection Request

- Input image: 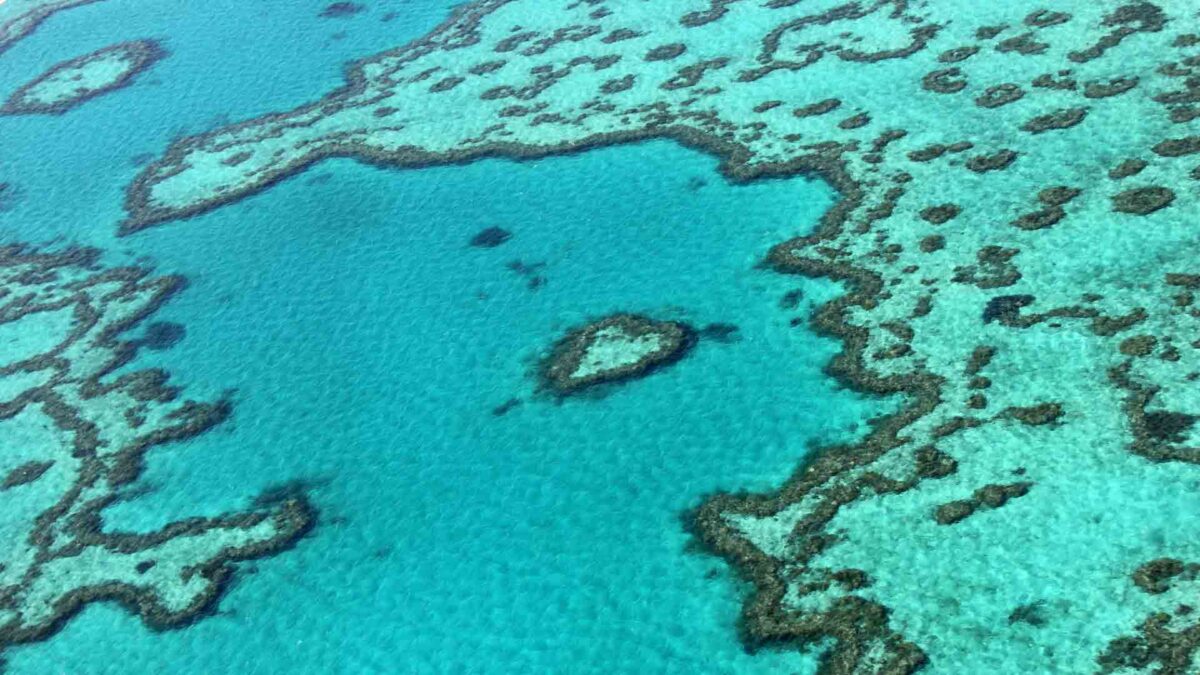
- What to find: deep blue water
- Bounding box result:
[0,2,888,672]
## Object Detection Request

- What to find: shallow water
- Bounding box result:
[0,2,887,672]
[6,1,1200,673]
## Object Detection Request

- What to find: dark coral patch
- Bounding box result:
[1021,107,1088,134]
[919,235,945,252]
[838,112,871,130]
[1014,186,1080,229]
[938,46,980,63]
[645,43,687,61]
[1109,158,1148,179]
[1069,3,1166,64]
[1083,76,1140,99]
[1112,186,1175,215]
[1153,136,1200,157]
[779,289,804,310]
[1039,186,1082,206]
[1132,558,1189,594]
[922,67,968,94]
[966,149,1018,173]
[934,482,1033,525]
[996,32,1049,55]
[1143,411,1197,443]
[1013,208,1065,231]
[983,294,1035,324]
[1121,335,1158,356]
[1025,10,1071,28]
[976,25,1008,40]
[919,204,961,224]
[975,83,1024,109]
[1032,71,1077,90]
[1005,402,1064,426]
[793,98,841,117]
[600,75,635,94]
[1008,602,1049,627]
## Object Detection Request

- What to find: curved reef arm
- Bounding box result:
[0,245,314,650]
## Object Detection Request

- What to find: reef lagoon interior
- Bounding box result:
[3,0,1200,673]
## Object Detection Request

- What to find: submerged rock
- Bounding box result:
[319,2,364,18]
[469,226,512,248]
[140,321,186,351]
[699,322,741,343]
[540,314,695,396]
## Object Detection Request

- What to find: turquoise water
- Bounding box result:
[0,2,887,672]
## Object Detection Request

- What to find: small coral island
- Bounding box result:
[2,39,165,116]
[540,314,694,396]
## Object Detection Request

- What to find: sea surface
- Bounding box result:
[0,2,890,672]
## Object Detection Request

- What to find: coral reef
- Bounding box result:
[0,245,313,650]
[2,39,166,115]
[118,0,1200,671]
[539,313,694,396]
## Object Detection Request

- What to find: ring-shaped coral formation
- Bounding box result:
[539,313,695,396]
[2,39,166,116]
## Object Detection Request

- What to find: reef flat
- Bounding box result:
[0,0,107,56]
[122,0,1200,672]
[2,39,166,116]
[0,245,312,650]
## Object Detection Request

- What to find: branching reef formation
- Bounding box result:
[0,246,313,651]
[121,1,1200,672]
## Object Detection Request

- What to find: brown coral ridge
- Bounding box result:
[1,39,168,116]
[538,313,696,396]
[679,151,947,673]
[0,244,316,651]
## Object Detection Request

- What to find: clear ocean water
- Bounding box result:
[0,2,890,672]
